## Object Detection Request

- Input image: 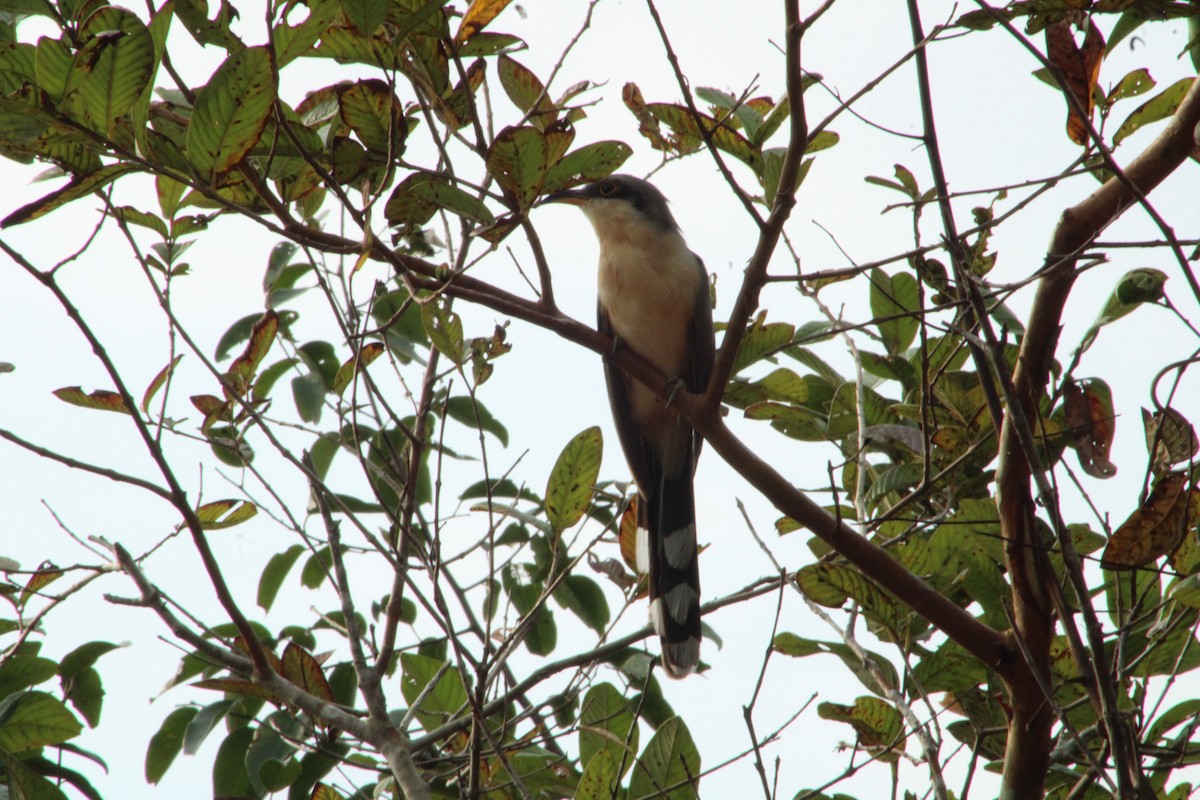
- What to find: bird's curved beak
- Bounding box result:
[537,186,587,206]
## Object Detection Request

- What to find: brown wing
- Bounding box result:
[598,301,657,494]
[686,253,715,467]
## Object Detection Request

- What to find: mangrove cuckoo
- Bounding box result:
[541,175,714,677]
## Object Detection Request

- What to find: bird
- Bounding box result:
[540,174,714,677]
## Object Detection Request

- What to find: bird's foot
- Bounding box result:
[611,335,624,357]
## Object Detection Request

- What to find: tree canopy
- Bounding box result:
[1,1,1200,799]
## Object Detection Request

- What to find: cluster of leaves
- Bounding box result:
[0,562,122,800]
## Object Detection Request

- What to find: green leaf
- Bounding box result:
[796,563,903,633]
[912,639,988,694]
[575,749,620,800]
[399,653,469,734]
[63,8,155,138]
[247,728,301,793]
[2,162,136,227]
[182,700,233,755]
[541,140,632,194]
[175,0,242,50]
[212,726,254,798]
[545,426,602,533]
[337,78,405,154]
[187,46,278,181]
[300,546,331,589]
[292,371,326,423]
[58,641,121,680]
[497,55,554,127]
[420,296,465,364]
[274,0,339,65]
[486,125,548,211]
[869,269,919,356]
[772,633,899,697]
[444,395,509,445]
[579,682,639,773]
[629,717,701,799]
[0,656,58,698]
[732,315,795,374]
[1106,68,1155,104]
[0,691,83,750]
[552,574,610,633]
[195,499,258,530]
[385,175,493,226]
[1079,268,1167,352]
[818,697,905,760]
[0,748,71,800]
[1113,78,1193,146]
[257,545,304,612]
[342,0,389,36]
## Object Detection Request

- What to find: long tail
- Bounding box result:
[643,469,701,677]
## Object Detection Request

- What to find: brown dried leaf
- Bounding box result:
[225,310,279,398]
[1045,18,1104,146]
[1143,407,1199,473]
[455,0,514,45]
[618,495,640,574]
[52,386,131,414]
[19,562,63,607]
[281,642,335,702]
[586,551,635,591]
[622,82,668,152]
[1101,472,1192,570]
[1063,378,1116,479]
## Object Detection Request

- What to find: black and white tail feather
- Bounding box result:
[639,468,702,676]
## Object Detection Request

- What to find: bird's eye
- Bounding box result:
[598,181,617,196]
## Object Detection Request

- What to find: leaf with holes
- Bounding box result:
[420,297,465,364]
[1063,378,1116,479]
[187,46,277,181]
[1114,77,1193,145]
[1044,18,1104,145]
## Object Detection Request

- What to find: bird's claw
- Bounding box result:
[611,335,624,357]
